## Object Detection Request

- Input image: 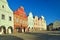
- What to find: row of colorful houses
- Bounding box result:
[27,12,46,32]
[14,6,47,33]
[0,0,47,34]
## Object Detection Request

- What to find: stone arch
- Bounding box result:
[1,26,6,34]
[16,27,22,33]
[23,27,25,32]
[8,26,13,34]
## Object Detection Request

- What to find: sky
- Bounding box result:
[7,0,60,25]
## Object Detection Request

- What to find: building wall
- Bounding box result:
[0,0,14,30]
[34,16,39,28]
[28,12,34,29]
[33,16,46,31]
[0,0,14,34]
[47,23,53,31]
[14,6,27,32]
[38,18,42,30]
[14,13,21,28]
[38,16,46,30]
[53,20,60,29]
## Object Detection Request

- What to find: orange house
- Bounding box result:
[14,6,27,33]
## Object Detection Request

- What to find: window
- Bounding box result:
[2,14,5,20]
[2,5,4,8]
[9,16,12,21]
[16,18,19,22]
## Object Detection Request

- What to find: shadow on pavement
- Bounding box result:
[24,32,60,40]
[0,35,23,40]
[24,32,48,40]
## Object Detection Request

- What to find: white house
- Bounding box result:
[0,0,14,34]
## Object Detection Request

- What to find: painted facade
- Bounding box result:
[14,6,27,33]
[39,16,46,30]
[33,16,46,31]
[0,0,14,34]
[28,12,34,31]
[34,16,39,30]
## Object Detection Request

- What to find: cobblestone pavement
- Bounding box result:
[0,31,60,40]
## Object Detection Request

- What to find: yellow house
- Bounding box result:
[34,16,39,30]
[33,16,46,31]
[38,16,46,30]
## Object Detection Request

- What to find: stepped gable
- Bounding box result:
[14,6,27,18]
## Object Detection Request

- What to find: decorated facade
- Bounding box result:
[33,16,46,31]
[0,0,47,34]
[39,16,46,30]
[0,0,14,34]
[33,16,39,31]
[14,6,27,33]
[27,12,34,31]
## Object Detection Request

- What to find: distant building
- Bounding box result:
[14,6,27,33]
[47,23,53,31]
[47,20,60,31]
[53,20,60,30]
[0,0,14,34]
[28,12,34,31]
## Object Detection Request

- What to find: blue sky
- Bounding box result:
[7,0,60,25]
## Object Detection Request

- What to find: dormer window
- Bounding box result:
[2,5,4,8]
